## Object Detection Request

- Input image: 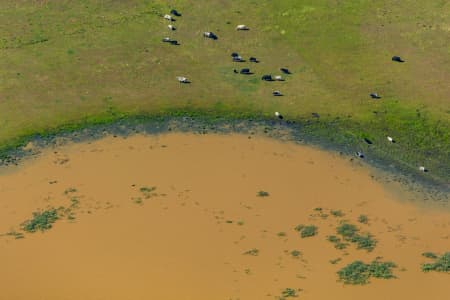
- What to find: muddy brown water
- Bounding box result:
[0,133,449,300]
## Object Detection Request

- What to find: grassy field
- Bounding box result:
[0,1,449,185]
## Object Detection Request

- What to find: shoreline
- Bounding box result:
[0,115,448,203]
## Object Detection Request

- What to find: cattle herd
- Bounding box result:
[160,9,426,172]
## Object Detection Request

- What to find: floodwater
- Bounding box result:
[0,133,448,300]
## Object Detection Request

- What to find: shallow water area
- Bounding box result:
[0,133,449,300]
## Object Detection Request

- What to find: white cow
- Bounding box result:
[387,136,394,143]
[236,24,249,30]
[168,24,175,30]
[274,75,284,81]
[164,14,174,21]
[419,166,427,172]
[176,76,189,83]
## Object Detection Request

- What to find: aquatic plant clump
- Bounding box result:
[421,252,450,273]
[336,222,377,251]
[257,190,270,197]
[243,248,259,256]
[338,259,397,285]
[295,224,318,238]
[279,288,298,299]
[358,214,369,224]
[22,209,59,233]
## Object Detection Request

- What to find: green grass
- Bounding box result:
[338,259,397,285]
[5,231,25,239]
[257,191,270,197]
[421,252,450,273]
[21,208,59,233]
[327,235,348,250]
[0,0,448,187]
[295,224,318,238]
[279,288,299,299]
[331,210,344,217]
[330,258,342,265]
[140,186,157,199]
[336,222,377,251]
[358,214,369,224]
[243,248,259,256]
[290,250,302,258]
[63,187,77,195]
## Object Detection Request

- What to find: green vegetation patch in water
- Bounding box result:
[338,259,397,285]
[21,208,59,233]
[421,252,450,273]
[295,224,318,238]
[336,222,377,251]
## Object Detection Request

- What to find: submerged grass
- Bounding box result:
[21,209,59,233]
[338,259,397,285]
[336,222,377,251]
[295,225,318,238]
[421,252,450,273]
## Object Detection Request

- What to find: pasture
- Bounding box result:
[0,0,449,184]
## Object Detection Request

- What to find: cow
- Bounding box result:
[203,32,218,40]
[275,112,283,119]
[249,57,259,63]
[240,68,251,74]
[392,56,405,62]
[273,90,283,96]
[164,14,174,21]
[280,68,291,74]
[231,52,239,57]
[236,24,249,30]
[419,166,428,172]
[168,24,176,31]
[176,76,189,83]
[387,136,395,143]
[364,138,373,145]
[370,93,381,99]
[261,74,273,81]
[356,151,365,158]
[233,56,244,62]
[170,9,181,17]
[274,75,284,81]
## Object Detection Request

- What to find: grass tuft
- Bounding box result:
[421,252,450,273]
[295,224,318,238]
[21,208,59,233]
[257,191,270,197]
[336,222,376,251]
[338,259,396,285]
[358,214,369,224]
[243,248,259,256]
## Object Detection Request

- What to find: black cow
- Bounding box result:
[364,138,373,145]
[231,52,239,57]
[392,56,405,63]
[370,93,381,99]
[233,56,245,62]
[249,57,259,63]
[261,74,273,81]
[170,9,181,17]
[280,68,291,74]
[273,90,283,96]
[240,68,251,74]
